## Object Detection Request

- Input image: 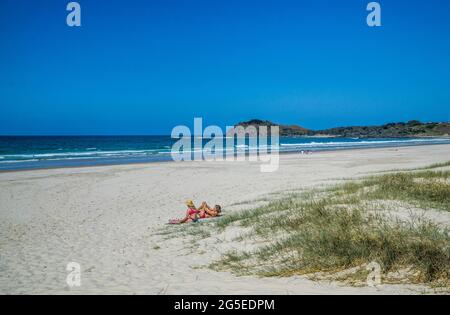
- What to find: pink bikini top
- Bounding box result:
[188,208,199,215]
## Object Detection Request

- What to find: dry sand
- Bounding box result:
[1,144,450,295]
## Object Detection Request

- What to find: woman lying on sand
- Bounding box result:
[169,200,222,224]
[198,201,222,218]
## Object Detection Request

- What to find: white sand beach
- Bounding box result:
[1,144,450,295]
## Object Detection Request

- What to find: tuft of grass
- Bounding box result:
[416,160,450,171]
[365,172,450,211]
[215,192,313,230]
[378,160,450,173]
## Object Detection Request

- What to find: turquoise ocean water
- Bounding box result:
[1,136,449,171]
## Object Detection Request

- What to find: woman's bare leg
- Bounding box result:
[178,209,192,224]
[198,202,207,211]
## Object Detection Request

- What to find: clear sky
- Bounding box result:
[1,0,450,135]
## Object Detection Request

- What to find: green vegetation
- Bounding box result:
[415,160,450,171]
[378,160,450,173]
[210,168,450,287]
[365,171,450,211]
[317,121,450,138]
[230,119,450,137]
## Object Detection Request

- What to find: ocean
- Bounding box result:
[1,136,450,171]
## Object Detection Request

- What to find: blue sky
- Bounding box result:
[1,0,450,135]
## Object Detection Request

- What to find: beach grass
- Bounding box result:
[210,168,450,287]
[363,171,450,211]
[377,160,450,174]
[416,160,450,171]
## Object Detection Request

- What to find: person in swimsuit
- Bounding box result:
[169,200,222,224]
[169,200,200,224]
[198,201,222,218]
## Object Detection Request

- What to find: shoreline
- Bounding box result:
[1,141,450,174]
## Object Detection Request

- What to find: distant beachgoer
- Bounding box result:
[169,200,222,224]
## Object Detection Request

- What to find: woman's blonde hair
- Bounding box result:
[185,200,195,208]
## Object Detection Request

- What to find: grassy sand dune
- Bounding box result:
[186,165,450,288]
